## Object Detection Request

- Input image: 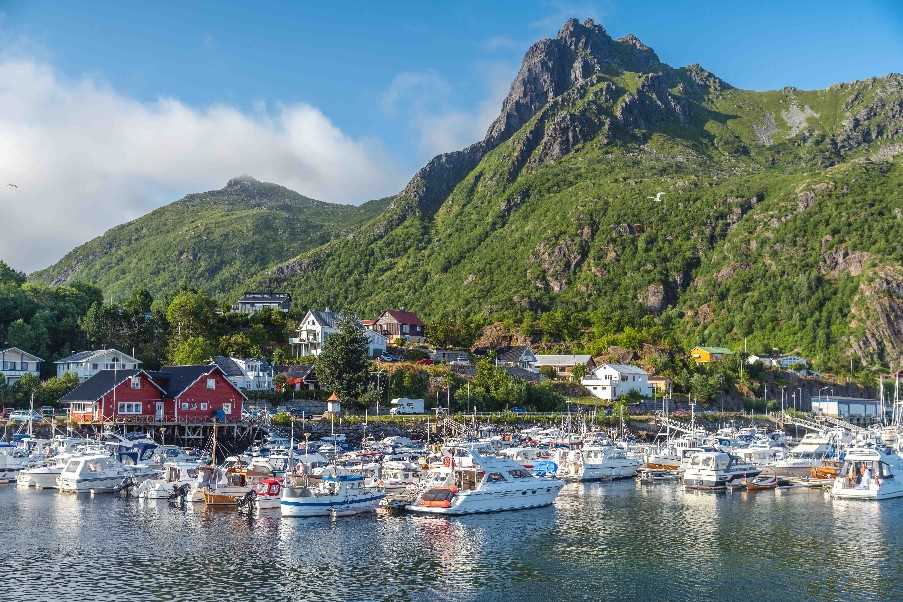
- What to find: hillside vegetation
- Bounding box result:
[32,176,389,300]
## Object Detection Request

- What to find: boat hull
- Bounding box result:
[408,483,563,515]
[16,468,62,489]
[58,475,130,493]
[281,493,384,517]
[831,482,903,500]
[563,462,640,482]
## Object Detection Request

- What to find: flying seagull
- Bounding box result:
[7,183,17,189]
[647,191,664,202]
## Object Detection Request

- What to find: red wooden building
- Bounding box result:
[62,364,246,424]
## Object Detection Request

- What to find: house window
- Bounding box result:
[91,363,98,370]
[200,402,208,411]
[402,324,409,334]
[181,402,189,410]
[222,403,232,414]
[20,362,28,371]
[117,402,142,414]
[130,376,141,390]
[206,378,216,390]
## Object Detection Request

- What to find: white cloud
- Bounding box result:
[530,1,609,33]
[0,59,405,273]
[381,62,516,158]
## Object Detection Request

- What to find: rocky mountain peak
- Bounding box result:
[225,175,261,189]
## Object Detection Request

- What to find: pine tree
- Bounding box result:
[315,315,370,407]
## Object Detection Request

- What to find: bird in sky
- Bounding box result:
[647,191,664,202]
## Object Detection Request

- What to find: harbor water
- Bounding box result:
[1,482,900,601]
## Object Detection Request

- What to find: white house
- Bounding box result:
[212,356,274,391]
[0,347,43,385]
[290,309,387,357]
[581,363,652,400]
[534,354,594,378]
[55,349,141,382]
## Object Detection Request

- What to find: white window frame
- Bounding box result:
[181,402,189,410]
[200,402,208,411]
[117,401,142,415]
[130,376,141,390]
[222,403,232,415]
[206,378,216,390]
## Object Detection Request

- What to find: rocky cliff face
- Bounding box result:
[850,266,903,371]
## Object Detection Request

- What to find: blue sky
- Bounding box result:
[0,0,901,271]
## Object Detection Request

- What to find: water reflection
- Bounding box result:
[1,483,901,601]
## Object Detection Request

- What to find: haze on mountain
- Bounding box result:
[33,18,903,372]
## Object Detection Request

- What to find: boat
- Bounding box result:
[743,474,778,491]
[407,446,563,515]
[57,454,134,493]
[770,432,839,477]
[280,473,384,517]
[253,477,284,510]
[16,453,78,489]
[137,462,200,499]
[203,466,254,506]
[379,459,422,491]
[0,442,32,483]
[830,446,903,500]
[682,451,761,489]
[551,444,641,481]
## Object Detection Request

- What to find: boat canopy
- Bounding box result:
[322,474,363,482]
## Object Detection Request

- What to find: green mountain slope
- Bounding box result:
[31,176,390,301]
[263,19,903,371]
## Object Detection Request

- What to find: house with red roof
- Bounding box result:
[374,309,425,343]
[61,364,246,424]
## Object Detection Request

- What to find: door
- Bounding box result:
[155,402,164,421]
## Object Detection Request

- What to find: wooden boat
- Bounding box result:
[810,463,839,480]
[743,474,778,491]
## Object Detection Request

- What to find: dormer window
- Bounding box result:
[206,378,216,390]
[130,376,141,390]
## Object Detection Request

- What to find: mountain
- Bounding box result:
[31,176,390,301]
[261,19,903,371]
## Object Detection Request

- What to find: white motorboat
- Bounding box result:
[407,446,563,515]
[137,462,200,499]
[57,454,133,493]
[552,445,641,481]
[0,443,32,483]
[379,460,422,491]
[770,432,838,476]
[645,435,707,470]
[16,453,79,489]
[682,451,761,489]
[831,447,903,500]
[281,473,384,517]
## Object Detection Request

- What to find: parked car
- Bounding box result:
[40,406,55,417]
[378,353,399,363]
[510,407,527,415]
[449,358,472,367]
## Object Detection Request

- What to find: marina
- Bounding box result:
[1,408,902,600]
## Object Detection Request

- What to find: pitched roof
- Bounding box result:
[148,365,233,399]
[496,346,534,364]
[306,309,340,328]
[60,369,152,403]
[211,356,244,377]
[598,363,648,375]
[0,347,43,362]
[54,348,140,365]
[534,354,591,366]
[380,309,424,326]
[694,346,733,355]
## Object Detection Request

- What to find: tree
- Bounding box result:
[169,336,215,365]
[315,315,370,408]
[571,363,588,383]
[38,372,79,405]
[271,348,288,368]
[0,260,26,285]
[218,333,253,357]
[14,372,41,404]
[166,290,218,342]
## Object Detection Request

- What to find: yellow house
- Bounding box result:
[690,346,734,364]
